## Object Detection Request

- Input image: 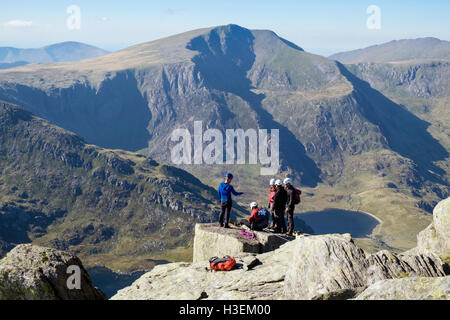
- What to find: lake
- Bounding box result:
[296,208,380,238]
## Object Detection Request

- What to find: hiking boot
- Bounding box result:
[219,223,224,228]
[224,225,230,229]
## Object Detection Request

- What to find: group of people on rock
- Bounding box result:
[217,173,300,237]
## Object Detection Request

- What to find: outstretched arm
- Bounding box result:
[230,185,244,196]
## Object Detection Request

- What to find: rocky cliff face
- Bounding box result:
[346,61,450,99]
[283,234,446,299]
[415,197,450,261]
[0,26,447,191]
[355,276,450,300]
[112,200,450,300]
[0,244,106,300]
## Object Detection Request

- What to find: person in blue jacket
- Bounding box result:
[218,173,244,228]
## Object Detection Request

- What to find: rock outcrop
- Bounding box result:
[0,244,106,300]
[112,224,448,300]
[283,234,446,300]
[416,197,450,260]
[355,276,450,300]
[113,239,298,300]
[193,223,292,263]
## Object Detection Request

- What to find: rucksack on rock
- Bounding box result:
[209,256,237,272]
[294,188,302,205]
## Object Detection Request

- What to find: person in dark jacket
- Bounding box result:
[271,179,287,233]
[218,173,244,228]
[284,178,296,236]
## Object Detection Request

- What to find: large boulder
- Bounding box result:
[417,197,450,260]
[355,276,450,300]
[283,234,446,300]
[112,240,298,300]
[0,244,107,300]
[193,223,292,263]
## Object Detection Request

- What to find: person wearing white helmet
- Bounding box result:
[284,177,299,236]
[271,179,287,233]
[268,178,277,228]
[239,201,269,231]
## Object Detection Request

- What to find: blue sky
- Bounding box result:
[1,0,449,56]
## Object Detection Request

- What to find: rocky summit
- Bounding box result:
[112,198,450,300]
[193,223,293,263]
[0,244,106,300]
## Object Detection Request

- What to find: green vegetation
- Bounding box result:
[0,101,220,272]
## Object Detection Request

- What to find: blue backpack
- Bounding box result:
[257,208,270,228]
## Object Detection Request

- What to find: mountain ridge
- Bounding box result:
[330,37,450,63]
[0,41,110,65]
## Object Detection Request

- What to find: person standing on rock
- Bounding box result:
[284,178,298,236]
[218,173,244,228]
[271,179,287,233]
[268,178,277,229]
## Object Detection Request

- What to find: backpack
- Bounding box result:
[294,188,302,205]
[209,256,237,272]
[257,208,270,228]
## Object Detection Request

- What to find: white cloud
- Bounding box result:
[4,20,33,28]
[101,17,108,22]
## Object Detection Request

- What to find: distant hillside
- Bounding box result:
[0,61,28,70]
[0,100,229,271]
[0,41,110,65]
[330,38,450,63]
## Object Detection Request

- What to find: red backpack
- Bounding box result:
[209,256,237,271]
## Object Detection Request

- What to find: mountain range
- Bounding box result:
[0,41,110,69]
[0,25,448,270]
